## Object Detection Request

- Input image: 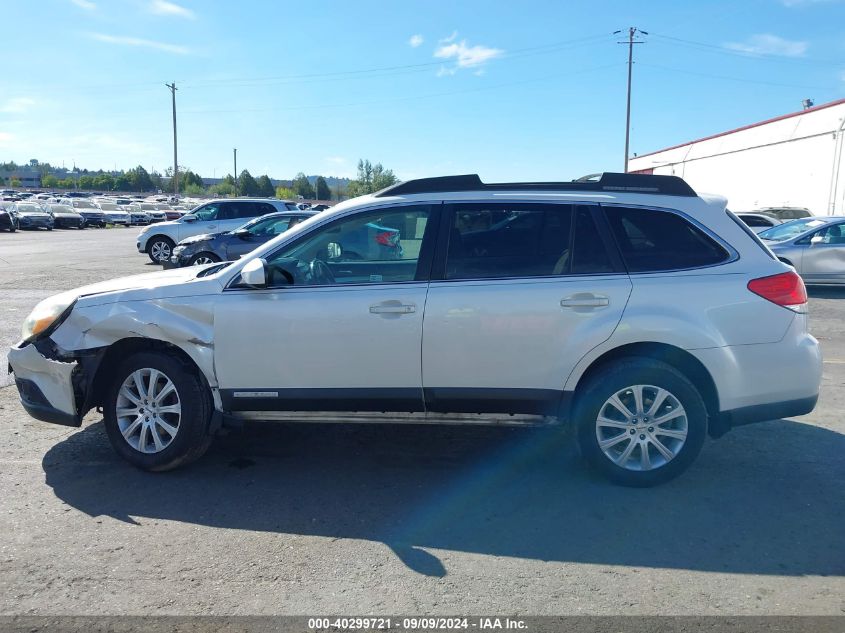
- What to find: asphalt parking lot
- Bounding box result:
[0,228,844,615]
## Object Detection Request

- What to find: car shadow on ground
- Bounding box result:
[43,418,845,578]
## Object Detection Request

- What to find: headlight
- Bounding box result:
[172,246,185,255]
[21,293,76,342]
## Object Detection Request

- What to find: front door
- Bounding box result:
[800,222,845,283]
[214,204,438,412]
[422,202,631,415]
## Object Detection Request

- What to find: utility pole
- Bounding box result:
[615,27,647,173]
[165,82,178,195]
[233,148,237,195]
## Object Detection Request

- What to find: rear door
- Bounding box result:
[421,202,632,415]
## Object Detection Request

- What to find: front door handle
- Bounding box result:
[561,295,610,308]
[370,303,416,314]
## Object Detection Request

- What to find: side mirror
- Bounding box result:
[241,258,267,288]
[182,213,197,223]
[234,228,250,239]
[810,235,824,245]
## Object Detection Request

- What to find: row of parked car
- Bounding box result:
[0,191,200,232]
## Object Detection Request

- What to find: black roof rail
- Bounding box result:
[374,172,697,197]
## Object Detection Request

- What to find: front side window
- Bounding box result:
[263,206,432,286]
[604,206,729,272]
[247,216,293,237]
[444,203,612,280]
[193,203,220,221]
[759,218,826,242]
[808,223,845,245]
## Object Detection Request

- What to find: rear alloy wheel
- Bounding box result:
[189,252,221,266]
[148,237,175,263]
[104,351,213,471]
[576,358,707,486]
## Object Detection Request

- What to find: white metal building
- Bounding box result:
[628,97,845,216]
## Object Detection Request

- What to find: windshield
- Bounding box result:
[140,203,157,210]
[49,205,74,213]
[16,203,41,212]
[72,200,96,209]
[758,218,828,241]
[98,203,119,211]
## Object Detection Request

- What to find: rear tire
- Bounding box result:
[104,351,213,471]
[575,358,707,487]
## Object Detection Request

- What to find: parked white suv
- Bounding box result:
[9,174,821,486]
[137,198,300,263]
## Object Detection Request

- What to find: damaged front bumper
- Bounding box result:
[8,343,81,427]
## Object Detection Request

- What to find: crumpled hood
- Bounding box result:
[65,266,220,307]
[177,232,220,246]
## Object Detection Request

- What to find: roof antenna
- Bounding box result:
[802,98,814,110]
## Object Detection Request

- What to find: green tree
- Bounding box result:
[292,172,315,199]
[93,173,115,191]
[238,170,259,196]
[127,165,154,192]
[256,175,275,198]
[182,183,206,196]
[315,176,331,200]
[10,177,22,188]
[208,182,236,197]
[347,159,397,197]
[113,174,132,191]
[42,174,59,188]
[78,175,95,190]
[275,186,296,200]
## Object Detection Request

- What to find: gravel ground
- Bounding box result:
[0,228,843,615]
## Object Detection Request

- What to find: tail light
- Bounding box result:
[375,230,399,247]
[747,271,807,312]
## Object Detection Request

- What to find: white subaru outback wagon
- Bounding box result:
[9,173,822,486]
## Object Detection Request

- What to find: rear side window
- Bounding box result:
[444,203,614,280]
[604,206,729,272]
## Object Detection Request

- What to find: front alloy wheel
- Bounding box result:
[104,351,214,471]
[116,368,181,454]
[148,237,174,263]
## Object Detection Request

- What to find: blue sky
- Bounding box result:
[1,0,844,182]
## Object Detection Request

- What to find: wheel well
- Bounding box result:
[574,342,720,422]
[145,235,173,252]
[85,338,204,412]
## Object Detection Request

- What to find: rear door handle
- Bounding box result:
[369,304,416,314]
[561,295,610,308]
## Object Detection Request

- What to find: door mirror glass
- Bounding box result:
[241,258,267,288]
[326,242,342,259]
[182,213,197,223]
[234,228,250,238]
[810,235,824,245]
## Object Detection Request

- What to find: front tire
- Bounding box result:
[575,358,707,487]
[188,252,222,266]
[104,351,213,471]
[147,236,175,263]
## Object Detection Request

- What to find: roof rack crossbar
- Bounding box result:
[374,172,697,197]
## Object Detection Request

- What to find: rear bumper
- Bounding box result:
[8,343,80,427]
[716,395,818,431]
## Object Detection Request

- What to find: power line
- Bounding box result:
[650,33,842,67]
[637,62,829,91]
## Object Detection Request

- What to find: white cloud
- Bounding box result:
[88,32,191,55]
[781,0,839,6]
[434,38,504,72]
[325,156,347,166]
[0,98,36,114]
[408,34,424,48]
[148,0,195,19]
[70,0,96,9]
[439,31,458,44]
[0,132,13,145]
[724,33,808,57]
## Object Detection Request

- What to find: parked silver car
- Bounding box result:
[760,217,845,285]
[9,173,822,486]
